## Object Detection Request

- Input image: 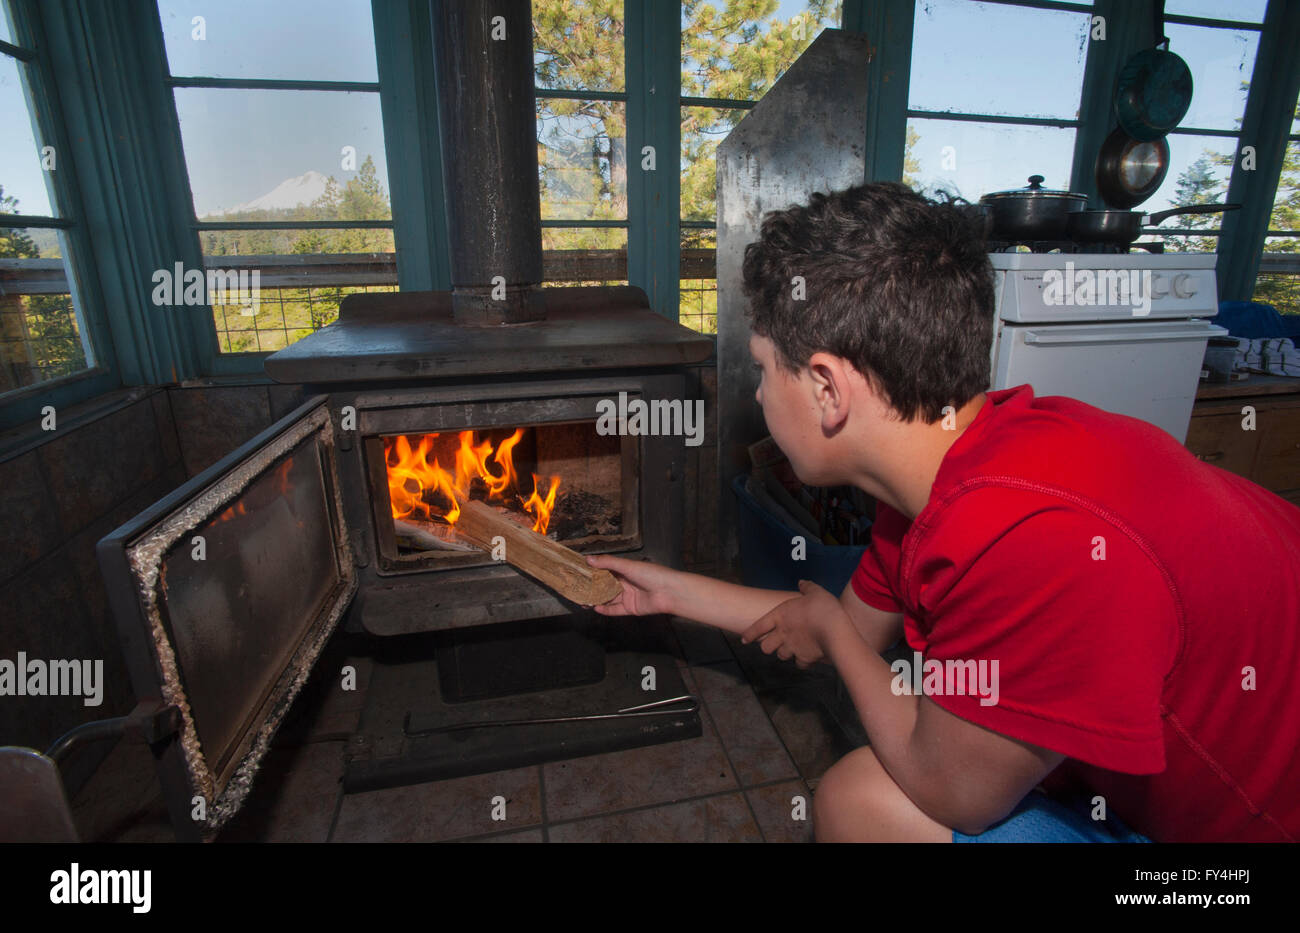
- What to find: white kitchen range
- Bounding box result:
[988,252,1225,443]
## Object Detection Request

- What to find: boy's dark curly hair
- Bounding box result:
[741,182,994,423]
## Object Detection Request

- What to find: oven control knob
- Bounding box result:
[1172,274,1197,299]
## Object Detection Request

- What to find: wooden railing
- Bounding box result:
[0,249,721,295]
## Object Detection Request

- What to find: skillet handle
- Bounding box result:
[1147,203,1241,226]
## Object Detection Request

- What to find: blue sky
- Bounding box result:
[0,0,1278,226]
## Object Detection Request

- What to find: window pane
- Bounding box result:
[214,283,396,354]
[537,99,627,221]
[904,118,1076,202]
[174,89,389,221]
[908,0,1090,120]
[679,229,716,335]
[1271,140,1299,233]
[201,235,395,354]
[157,0,378,81]
[534,0,625,92]
[0,55,54,217]
[681,105,744,222]
[1164,24,1258,131]
[1255,238,1300,317]
[1149,133,1237,215]
[681,0,841,101]
[0,3,12,44]
[0,228,90,391]
[541,226,626,249]
[1166,0,1267,23]
[199,227,394,256]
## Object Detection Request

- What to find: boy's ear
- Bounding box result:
[807,352,851,432]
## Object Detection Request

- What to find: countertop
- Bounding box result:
[1195,374,1300,401]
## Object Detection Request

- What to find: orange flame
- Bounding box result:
[384,430,559,533]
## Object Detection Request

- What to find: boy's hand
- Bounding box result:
[586,554,678,616]
[740,580,848,669]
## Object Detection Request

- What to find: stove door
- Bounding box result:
[97,396,356,839]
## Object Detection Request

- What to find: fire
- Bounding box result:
[384,429,560,534]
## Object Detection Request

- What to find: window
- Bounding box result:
[0,5,95,395]
[679,0,841,333]
[1253,88,1300,316]
[905,0,1092,200]
[157,0,395,355]
[533,0,628,287]
[1155,6,1263,253]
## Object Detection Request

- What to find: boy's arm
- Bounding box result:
[586,554,797,634]
[840,582,903,654]
[744,583,1060,833]
[823,618,1063,835]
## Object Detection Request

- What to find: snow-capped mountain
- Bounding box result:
[202,170,330,217]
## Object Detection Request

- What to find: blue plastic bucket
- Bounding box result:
[731,474,869,595]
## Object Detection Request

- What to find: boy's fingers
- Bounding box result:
[740,616,776,645]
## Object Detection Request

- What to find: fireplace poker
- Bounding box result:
[401,694,699,737]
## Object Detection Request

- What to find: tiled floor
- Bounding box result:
[71,617,865,843]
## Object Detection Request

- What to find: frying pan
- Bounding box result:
[1096,126,1170,209]
[1114,1,1193,141]
[1066,203,1240,247]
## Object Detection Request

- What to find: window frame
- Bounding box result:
[0,2,119,432]
[156,8,393,376]
[905,0,1096,195]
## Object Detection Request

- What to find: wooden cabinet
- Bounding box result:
[1186,382,1300,504]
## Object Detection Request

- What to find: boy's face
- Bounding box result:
[749,334,828,484]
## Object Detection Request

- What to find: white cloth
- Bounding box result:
[1234,337,1300,376]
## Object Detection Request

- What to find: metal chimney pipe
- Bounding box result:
[431,0,546,324]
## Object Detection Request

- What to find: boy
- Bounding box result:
[588,183,1300,843]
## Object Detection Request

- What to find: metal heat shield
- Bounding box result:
[715,29,873,572]
[97,397,356,840]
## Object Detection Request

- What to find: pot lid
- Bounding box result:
[980,174,1088,203]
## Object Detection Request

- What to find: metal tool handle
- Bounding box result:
[402,695,700,738]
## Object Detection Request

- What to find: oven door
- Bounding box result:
[991,319,1227,443]
[97,396,356,840]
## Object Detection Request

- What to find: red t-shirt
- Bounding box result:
[851,384,1300,843]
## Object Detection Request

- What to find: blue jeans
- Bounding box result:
[952,789,1152,843]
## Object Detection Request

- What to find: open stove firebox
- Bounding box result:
[94,0,714,841]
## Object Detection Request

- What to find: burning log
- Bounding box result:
[451,498,622,607]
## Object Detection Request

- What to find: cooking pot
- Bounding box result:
[980,175,1089,242]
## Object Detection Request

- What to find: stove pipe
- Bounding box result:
[431,0,546,324]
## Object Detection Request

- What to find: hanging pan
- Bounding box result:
[1096,125,1170,209]
[1114,1,1193,141]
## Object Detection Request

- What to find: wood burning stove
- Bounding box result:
[97,288,710,837]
